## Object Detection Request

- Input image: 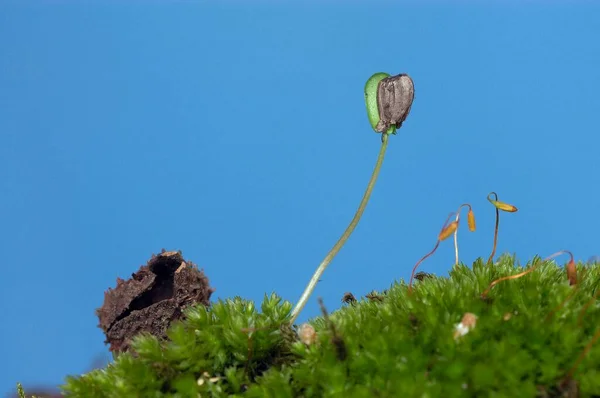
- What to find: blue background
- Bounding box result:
[1,2,599,394]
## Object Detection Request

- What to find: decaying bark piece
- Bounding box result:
[96,250,215,353]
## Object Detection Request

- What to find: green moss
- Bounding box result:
[53,256,600,396]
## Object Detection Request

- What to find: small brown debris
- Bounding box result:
[298,323,317,345]
[414,271,433,281]
[175,261,187,273]
[366,291,384,302]
[453,312,478,340]
[341,292,357,304]
[461,313,477,328]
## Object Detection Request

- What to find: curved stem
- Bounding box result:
[408,240,440,294]
[486,208,499,265]
[289,133,390,325]
[487,192,500,265]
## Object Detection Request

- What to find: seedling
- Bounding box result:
[50,64,600,395]
[481,250,574,298]
[408,212,458,294]
[289,73,415,325]
[486,192,518,265]
[453,203,476,265]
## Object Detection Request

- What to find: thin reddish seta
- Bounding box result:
[481,250,575,298]
[408,212,458,294]
[486,192,518,265]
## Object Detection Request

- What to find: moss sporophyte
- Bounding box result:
[288,73,415,325]
[486,192,518,265]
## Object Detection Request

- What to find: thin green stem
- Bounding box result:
[289,133,390,325]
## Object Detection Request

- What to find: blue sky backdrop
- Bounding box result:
[1,2,599,394]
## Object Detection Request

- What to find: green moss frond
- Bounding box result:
[59,258,600,397]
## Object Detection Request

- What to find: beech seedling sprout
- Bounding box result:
[288,73,415,325]
[453,203,476,265]
[408,212,457,294]
[486,192,518,265]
